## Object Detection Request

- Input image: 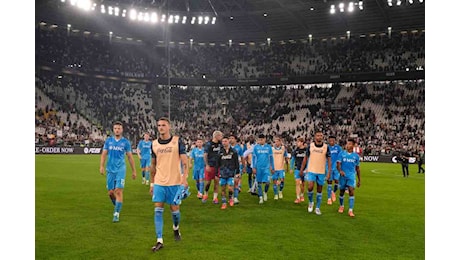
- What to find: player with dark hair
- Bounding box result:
[217,136,240,209]
[150,117,189,252]
[300,130,331,215]
[251,134,274,204]
[137,132,152,186]
[229,134,245,204]
[99,121,137,222]
[326,136,342,205]
[190,138,205,198]
[272,136,289,200]
[291,137,307,204]
[336,138,361,217]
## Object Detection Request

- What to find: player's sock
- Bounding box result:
[172,210,180,228]
[145,171,150,181]
[333,184,338,193]
[142,171,145,178]
[114,201,122,214]
[339,195,344,206]
[205,183,210,193]
[213,193,218,200]
[196,182,200,192]
[308,191,314,203]
[222,197,227,204]
[327,184,332,199]
[258,183,263,197]
[229,190,233,198]
[234,185,239,198]
[280,181,284,191]
[316,193,322,209]
[273,183,278,195]
[154,207,164,240]
[264,183,269,193]
[349,196,355,210]
[248,175,253,190]
[199,181,204,195]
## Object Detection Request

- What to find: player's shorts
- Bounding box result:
[193,167,205,180]
[331,168,340,181]
[106,170,126,190]
[306,172,326,186]
[140,158,151,168]
[219,177,234,186]
[205,166,219,181]
[339,176,356,189]
[294,169,303,180]
[272,170,285,181]
[152,184,181,205]
[255,168,270,183]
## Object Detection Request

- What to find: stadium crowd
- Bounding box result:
[35,24,424,156]
[36,25,424,79]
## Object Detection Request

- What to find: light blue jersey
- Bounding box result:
[103,136,132,173]
[137,140,152,160]
[329,144,342,171]
[337,151,360,178]
[190,147,205,169]
[252,144,275,170]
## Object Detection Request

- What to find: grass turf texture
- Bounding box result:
[36,155,424,259]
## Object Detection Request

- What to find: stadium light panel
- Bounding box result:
[211,17,216,24]
[408,0,413,4]
[91,3,97,11]
[330,5,335,14]
[138,12,144,21]
[151,12,158,23]
[204,16,209,24]
[419,0,423,2]
[348,2,354,12]
[129,9,136,20]
[61,0,66,2]
[108,6,113,15]
[308,34,312,39]
[67,24,71,28]
[144,13,150,22]
[198,16,203,24]
[191,17,196,24]
[339,3,345,12]
[310,7,314,11]
[190,39,193,43]
[359,1,363,10]
[161,14,166,22]
[168,15,174,24]
[230,16,234,20]
[388,0,393,7]
[182,16,187,24]
[175,15,180,23]
[70,0,77,6]
[263,13,267,17]
[109,31,113,35]
[396,0,401,6]
[114,7,119,16]
[122,9,126,17]
[101,5,106,14]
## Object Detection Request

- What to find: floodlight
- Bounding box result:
[129,9,136,20]
[211,17,216,24]
[204,16,209,24]
[198,16,203,24]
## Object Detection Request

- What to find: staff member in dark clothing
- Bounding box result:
[417,148,425,174]
[217,136,240,209]
[400,151,410,178]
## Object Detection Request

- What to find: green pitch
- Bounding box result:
[36,155,424,259]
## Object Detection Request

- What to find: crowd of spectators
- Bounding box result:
[35,24,424,155]
[36,25,424,79]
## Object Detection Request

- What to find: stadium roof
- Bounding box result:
[36,0,425,42]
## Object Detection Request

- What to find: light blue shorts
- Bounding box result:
[193,167,205,180]
[255,168,270,183]
[152,184,181,205]
[220,177,234,186]
[140,158,151,168]
[306,172,326,186]
[272,170,285,181]
[106,170,126,190]
[339,176,356,189]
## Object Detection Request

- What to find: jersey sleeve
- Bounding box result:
[204,141,211,154]
[103,138,109,151]
[178,138,186,155]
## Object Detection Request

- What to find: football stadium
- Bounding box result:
[33,0,428,259]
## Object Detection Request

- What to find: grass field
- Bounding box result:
[35,155,424,260]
